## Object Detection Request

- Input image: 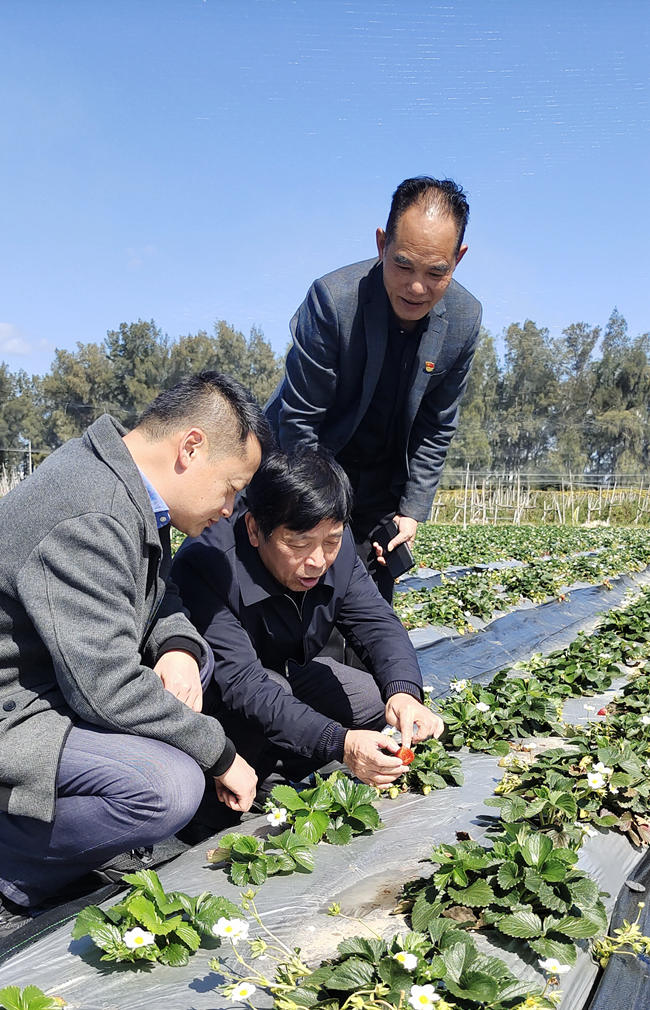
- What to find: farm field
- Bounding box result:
[398,524,650,633]
[4,522,650,1010]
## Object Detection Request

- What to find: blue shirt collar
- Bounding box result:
[138,469,171,529]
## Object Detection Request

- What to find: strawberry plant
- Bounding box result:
[410,825,608,965]
[207,772,382,885]
[0,989,63,1010]
[207,829,316,886]
[72,869,239,965]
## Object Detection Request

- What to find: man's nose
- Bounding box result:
[221,490,235,517]
[409,277,426,295]
[305,546,326,570]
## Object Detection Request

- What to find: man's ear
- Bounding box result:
[177,428,206,471]
[244,510,260,548]
[455,243,468,268]
[376,227,387,260]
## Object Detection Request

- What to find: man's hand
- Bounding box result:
[343,729,410,787]
[214,754,258,812]
[153,650,203,712]
[384,692,444,751]
[373,515,418,566]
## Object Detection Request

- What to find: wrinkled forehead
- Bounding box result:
[274,518,345,543]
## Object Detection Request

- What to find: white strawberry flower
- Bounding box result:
[213,917,250,944]
[642,715,650,726]
[382,725,398,736]
[409,984,441,1008]
[423,685,433,694]
[123,926,155,949]
[393,950,418,970]
[593,761,613,776]
[266,806,287,826]
[475,701,490,713]
[539,957,571,974]
[450,679,468,693]
[229,982,257,1002]
[587,771,606,790]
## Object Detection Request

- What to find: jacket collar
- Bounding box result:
[84,414,162,553]
[233,512,336,607]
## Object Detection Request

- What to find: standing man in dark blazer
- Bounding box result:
[265,177,482,601]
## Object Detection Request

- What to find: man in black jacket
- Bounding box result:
[172,449,442,793]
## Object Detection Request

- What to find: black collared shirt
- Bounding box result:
[337,306,429,515]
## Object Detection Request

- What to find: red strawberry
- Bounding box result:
[597,707,608,716]
[396,746,415,765]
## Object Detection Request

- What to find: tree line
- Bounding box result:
[0,320,285,468]
[0,308,647,476]
[448,308,650,476]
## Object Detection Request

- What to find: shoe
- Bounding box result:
[92,847,153,885]
[0,892,31,940]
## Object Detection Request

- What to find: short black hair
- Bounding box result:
[245,447,353,539]
[135,370,272,457]
[385,177,470,254]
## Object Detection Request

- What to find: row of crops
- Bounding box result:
[411,524,650,569]
[397,527,650,633]
[48,581,650,1010]
[5,522,650,1010]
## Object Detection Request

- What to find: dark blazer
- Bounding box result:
[265,258,482,521]
[171,507,423,764]
[0,415,229,822]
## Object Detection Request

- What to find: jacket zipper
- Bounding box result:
[283,591,306,675]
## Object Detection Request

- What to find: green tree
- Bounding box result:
[590,310,650,473]
[546,321,600,474]
[104,319,170,423]
[495,320,558,471]
[447,327,499,469]
[40,341,115,447]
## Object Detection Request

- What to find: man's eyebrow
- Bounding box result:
[393,251,451,272]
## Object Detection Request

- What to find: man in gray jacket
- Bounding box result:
[0,372,266,927]
[266,177,482,602]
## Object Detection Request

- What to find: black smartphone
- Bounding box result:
[369,518,415,580]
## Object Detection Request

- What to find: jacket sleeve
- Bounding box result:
[400,307,482,521]
[16,513,229,772]
[202,600,347,763]
[275,278,341,451]
[173,543,348,764]
[335,548,423,701]
[144,570,212,672]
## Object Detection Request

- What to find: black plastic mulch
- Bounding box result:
[415,572,650,695]
[587,848,650,1009]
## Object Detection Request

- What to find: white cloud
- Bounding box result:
[0,323,32,356]
[126,244,157,271]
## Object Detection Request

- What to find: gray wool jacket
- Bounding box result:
[0,414,230,823]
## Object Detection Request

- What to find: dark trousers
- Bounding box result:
[0,723,206,907]
[351,524,396,605]
[341,460,401,606]
[221,656,386,781]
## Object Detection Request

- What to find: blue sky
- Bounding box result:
[1,0,648,376]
